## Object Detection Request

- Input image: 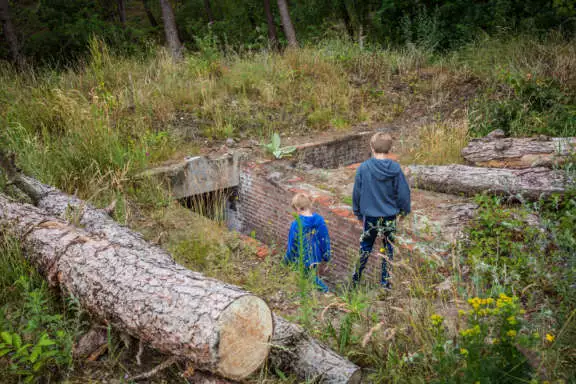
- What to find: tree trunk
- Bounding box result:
[339,0,354,40]
[117,0,127,27]
[159,0,183,61]
[142,0,159,27]
[0,196,273,380]
[0,154,361,383]
[462,130,576,169]
[271,315,362,384]
[263,0,278,48]
[276,0,297,48]
[407,165,569,202]
[203,0,214,23]
[0,0,24,69]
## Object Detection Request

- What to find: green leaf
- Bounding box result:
[0,348,11,357]
[271,133,281,149]
[32,360,45,372]
[1,332,13,345]
[13,333,22,349]
[37,334,55,347]
[30,346,42,363]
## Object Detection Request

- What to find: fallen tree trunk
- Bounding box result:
[1,156,362,383]
[0,194,273,381]
[0,152,175,263]
[270,315,362,384]
[407,165,568,201]
[462,131,576,168]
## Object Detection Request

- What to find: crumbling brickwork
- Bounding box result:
[232,163,382,284]
[294,132,372,169]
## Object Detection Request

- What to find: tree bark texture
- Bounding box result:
[0,195,273,380]
[0,157,176,264]
[407,165,569,201]
[159,0,183,61]
[263,0,278,49]
[0,157,361,383]
[270,315,362,384]
[0,0,24,69]
[276,0,297,48]
[462,133,576,169]
[142,0,159,27]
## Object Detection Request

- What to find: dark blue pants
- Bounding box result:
[352,216,396,287]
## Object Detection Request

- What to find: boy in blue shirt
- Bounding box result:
[352,132,411,289]
[284,193,331,292]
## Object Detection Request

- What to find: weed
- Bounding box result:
[262,133,297,159]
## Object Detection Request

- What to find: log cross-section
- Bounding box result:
[0,194,273,380]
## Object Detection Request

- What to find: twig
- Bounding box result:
[128,355,180,381]
[136,339,144,366]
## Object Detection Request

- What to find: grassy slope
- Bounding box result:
[0,35,575,383]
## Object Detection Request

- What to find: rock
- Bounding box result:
[226,138,236,147]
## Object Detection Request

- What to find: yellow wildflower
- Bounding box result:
[507,330,517,337]
[379,248,385,253]
[430,314,444,326]
[458,310,467,317]
[460,348,469,356]
[507,316,517,325]
[460,325,481,337]
[546,333,555,343]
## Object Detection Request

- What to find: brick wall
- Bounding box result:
[230,163,383,285]
[294,132,373,169]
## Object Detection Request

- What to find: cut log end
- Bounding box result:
[217,295,273,380]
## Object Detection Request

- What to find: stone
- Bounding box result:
[226,138,236,147]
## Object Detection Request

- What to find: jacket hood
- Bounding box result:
[365,158,401,180]
[298,213,324,229]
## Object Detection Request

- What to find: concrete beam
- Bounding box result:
[143,153,240,199]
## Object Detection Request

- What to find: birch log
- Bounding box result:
[407,165,569,201]
[0,195,273,380]
[462,131,576,168]
[270,315,362,384]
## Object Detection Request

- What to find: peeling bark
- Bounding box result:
[271,315,362,384]
[462,132,576,169]
[0,195,273,380]
[407,164,569,201]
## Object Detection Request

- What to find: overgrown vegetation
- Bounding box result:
[0,234,81,383]
[1,23,575,384]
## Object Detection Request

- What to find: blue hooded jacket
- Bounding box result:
[353,158,411,219]
[284,213,331,268]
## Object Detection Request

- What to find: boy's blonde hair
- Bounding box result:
[291,193,312,211]
[370,132,393,154]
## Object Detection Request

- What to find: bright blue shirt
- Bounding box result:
[284,213,331,267]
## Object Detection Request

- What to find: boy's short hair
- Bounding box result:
[370,132,393,154]
[291,193,312,210]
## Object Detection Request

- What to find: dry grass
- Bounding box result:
[401,119,469,165]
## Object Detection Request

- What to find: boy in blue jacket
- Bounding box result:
[284,193,331,292]
[352,132,411,289]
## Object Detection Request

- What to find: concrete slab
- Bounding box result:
[143,153,240,199]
